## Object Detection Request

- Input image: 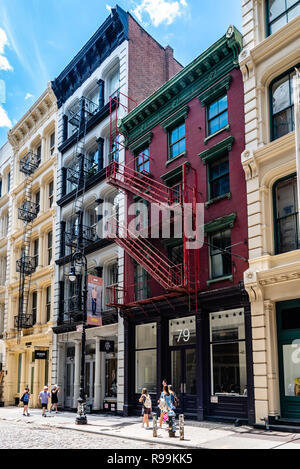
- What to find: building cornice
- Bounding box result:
[51,6,129,108]
[120,26,242,143]
[8,85,57,151]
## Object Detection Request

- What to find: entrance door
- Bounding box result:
[278,301,300,420]
[171,347,197,415]
[65,362,74,408]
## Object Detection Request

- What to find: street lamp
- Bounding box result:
[69,250,88,425]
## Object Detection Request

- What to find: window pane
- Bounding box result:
[209,117,221,135]
[279,215,298,252]
[288,3,300,21]
[219,111,228,129]
[277,179,297,218]
[218,95,228,114]
[210,230,232,278]
[169,316,196,347]
[269,0,286,21]
[211,176,230,199]
[272,76,291,114]
[211,341,247,396]
[273,107,294,139]
[282,344,300,397]
[210,309,245,342]
[135,350,157,394]
[208,100,219,120]
[270,14,288,33]
[136,323,157,349]
[185,349,197,395]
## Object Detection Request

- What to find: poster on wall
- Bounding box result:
[87,275,103,327]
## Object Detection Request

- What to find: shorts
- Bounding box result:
[51,398,58,404]
[143,407,151,415]
[41,403,48,409]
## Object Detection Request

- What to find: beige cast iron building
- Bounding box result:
[3,84,57,407]
[240,0,300,425]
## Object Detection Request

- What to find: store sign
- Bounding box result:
[87,275,103,327]
[100,340,114,353]
[34,350,48,360]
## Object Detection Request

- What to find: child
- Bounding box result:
[139,388,152,428]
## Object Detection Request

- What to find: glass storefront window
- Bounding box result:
[282,344,300,397]
[169,316,196,347]
[135,323,157,394]
[105,358,117,398]
[210,309,247,397]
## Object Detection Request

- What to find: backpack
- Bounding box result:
[144,395,152,409]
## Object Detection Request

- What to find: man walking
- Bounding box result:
[39,386,51,417]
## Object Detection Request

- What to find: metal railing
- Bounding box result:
[19,152,41,176]
[16,256,37,275]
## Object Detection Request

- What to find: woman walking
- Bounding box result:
[139,388,152,428]
[158,379,168,428]
[50,385,60,413]
[20,386,30,416]
[162,385,176,436]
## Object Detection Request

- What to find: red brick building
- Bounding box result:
[107,26,255,424]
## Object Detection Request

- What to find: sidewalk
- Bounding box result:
[0,407,300,449]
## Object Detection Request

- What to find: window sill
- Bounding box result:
[204,124,230,145]
[206,192,232,208]
[165,151,187,167]
[207,275,233,287]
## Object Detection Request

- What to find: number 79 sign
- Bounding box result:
[177,328,191,343]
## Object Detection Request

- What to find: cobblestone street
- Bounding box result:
[0,419,177,450]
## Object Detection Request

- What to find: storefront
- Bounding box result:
[124,287,255,423]
[277,300,300,420]
[57,325,118,412]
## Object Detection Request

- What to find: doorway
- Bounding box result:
[170,348,197,415]
[65,361,74,408]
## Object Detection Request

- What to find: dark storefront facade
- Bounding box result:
[123,287,254,424]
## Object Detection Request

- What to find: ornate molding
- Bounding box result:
[199,136,234,164]
[198,75,232,106]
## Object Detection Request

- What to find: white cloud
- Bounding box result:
[0,105,12,128]
[106,4,112,13]
[133,0,188,27]
[0,28,9,54]
[0,27,13,71]
[0,55,13,71]
[25,93,34,101]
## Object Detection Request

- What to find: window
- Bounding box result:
[169,123,186,160]
[36,145,42,162]
[267,0,300,35]
[274,175,299,253]
[47,231,53,265]
[33,239,39,268]
[7,172,10,193]
[0,179,2,198]
[50,132,55,156]
[32,291,37,325]
[207,95,228,136]
[87,148,99,175]
[210,229,232,279]
[134,264,148,301]
[109,68,120,100]
[136,147,150,174]
[135,323,157,394]
[48,181,54,208]
[210,309,247,397]
[46,286,51,322]
[111,135,119,163]
[209,155,230,200]
[271,69,296,140]
[35,190,40,214]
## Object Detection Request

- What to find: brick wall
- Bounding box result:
[128,15,183,111]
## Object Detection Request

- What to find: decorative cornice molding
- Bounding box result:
[199,136,234,164]
[198,75,232,106]
[161,106,189,132]
[128,131,153,153]
[204,212,237,234]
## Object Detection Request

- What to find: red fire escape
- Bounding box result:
[106,92,201,311]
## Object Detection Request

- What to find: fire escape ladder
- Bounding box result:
[107,218,183,291]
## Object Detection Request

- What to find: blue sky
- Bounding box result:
[0,0,242,147]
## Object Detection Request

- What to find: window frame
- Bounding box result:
[207,94,229,137]
[209,228,232,281]
[48,180,54,208]
[273,173,299,254]
[46,286,51,323]
[208,153,230,201]
[50,132,55,156]
[266,0,300,36]
[168,121,186,161]
[270,65,299,141]
[135,322,157,395]
[47,231,53,265]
